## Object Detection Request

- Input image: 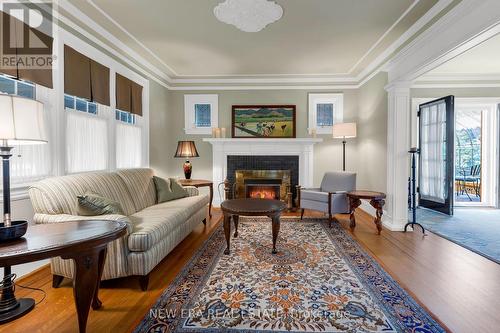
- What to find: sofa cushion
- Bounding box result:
[29,171,136,216]
[116,168,157,213]
[77,192,125,216]
[127,194,209,252]
[153,176,188,203]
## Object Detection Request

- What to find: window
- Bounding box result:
[308,93,343,134]
[0,75,35,97]
[116,109,136,124]
[65,94,109,173]
[66,111,109,173]
[0,74,51,184]
[184,94,218,134]
[116,123,142,168]
[64,94,97,115]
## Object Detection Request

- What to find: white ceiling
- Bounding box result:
[64,0,443,80]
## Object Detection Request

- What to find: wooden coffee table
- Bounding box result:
[0,220,127,333]
[220,198,287,255]
[347,190,386,235]
[178,179,213,218]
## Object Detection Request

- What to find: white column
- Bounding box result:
[384,82,411,231]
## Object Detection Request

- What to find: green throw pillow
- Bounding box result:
[153,176,188,203]
[77,192,125,216]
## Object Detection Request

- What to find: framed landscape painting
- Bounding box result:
[232,105,296,138]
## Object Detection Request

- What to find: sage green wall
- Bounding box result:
[356,72,388,192]
[149,80,172,178]
[151,72,389,192]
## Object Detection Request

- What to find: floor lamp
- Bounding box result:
[332,122,357,171]
[0,95,47,323]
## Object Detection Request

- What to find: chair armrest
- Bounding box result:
[183,186,199,197]
[33,213,133,233]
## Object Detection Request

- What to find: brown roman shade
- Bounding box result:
[0,11,53,88]
[64,45,110,105]
[116,73,142,116]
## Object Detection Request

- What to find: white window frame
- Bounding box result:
[308,93,344,134]
[184,94,218,135]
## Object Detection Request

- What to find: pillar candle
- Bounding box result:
[212,128,217,138]
[215,128,221,138]
[221,127,226,138]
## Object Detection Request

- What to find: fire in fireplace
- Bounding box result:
[246,184,281,199]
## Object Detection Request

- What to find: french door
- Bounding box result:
[418,96,455,215]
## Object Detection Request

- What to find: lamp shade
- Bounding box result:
[0,95,47,145]
[174,141,199,158]
[332,122,357,139]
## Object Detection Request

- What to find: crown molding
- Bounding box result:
[45,0,460,90]
[385,0,500,83]
[55,0,172,87]
[417,72,500,81]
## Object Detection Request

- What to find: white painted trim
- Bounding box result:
[169,85,360,91]
[86,0,178,77]
[412,83,500,88]
[52,1,171,89]
[54,0,453,88]
[417,73,500,82]
[203,138,322,205]
[358,201,399,231]
[348,0,422,73]
[386,0,500,83]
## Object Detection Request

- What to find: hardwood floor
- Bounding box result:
[2,209,500,333]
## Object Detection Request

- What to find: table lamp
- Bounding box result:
[174,141,199,179]
[332,122,356,171]
[0,94,47,322]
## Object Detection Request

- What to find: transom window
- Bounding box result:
[308,93,344,134]
[0,75,35,99]
[64,94,97,115]
[116,109,136,124]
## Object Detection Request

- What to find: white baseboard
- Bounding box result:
[359,200,406,232]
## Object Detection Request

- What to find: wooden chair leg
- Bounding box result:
[52,274,64,288]
[300,208,305,220]
[139,274,150,291]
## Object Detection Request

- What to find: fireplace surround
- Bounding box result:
[203,138,322,205]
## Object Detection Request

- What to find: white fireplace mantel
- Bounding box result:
[203,138,323,205]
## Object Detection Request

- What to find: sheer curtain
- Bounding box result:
[66,110,109,173]
[420,102,447,203]
[10,85,52,184]
[116,122,142,169]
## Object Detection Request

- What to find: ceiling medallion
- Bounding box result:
[214,0,283,33]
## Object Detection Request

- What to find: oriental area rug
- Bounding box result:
[135,217,445,333]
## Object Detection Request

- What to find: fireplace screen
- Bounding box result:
[235,170,291,204]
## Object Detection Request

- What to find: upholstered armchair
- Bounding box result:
[298,172,356,225]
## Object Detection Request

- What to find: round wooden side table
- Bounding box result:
[347,191,386,235]
[0,220,127,333]
[220,198,287,255]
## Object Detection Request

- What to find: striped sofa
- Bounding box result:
[28,168,209,290]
